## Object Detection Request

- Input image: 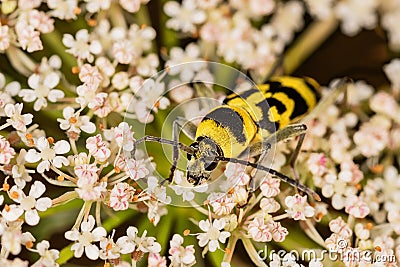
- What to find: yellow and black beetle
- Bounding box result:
[133,76,348,201]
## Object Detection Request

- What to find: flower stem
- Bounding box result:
[242,238,268,267]
[305,219,326,248]
[52,191,79,206]
[284,16,338,75]
[50,166,77,183]
[69,138,78,155]
[223,232,239,263]
[6,46,36,76]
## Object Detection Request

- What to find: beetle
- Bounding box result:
[133,76,348,201]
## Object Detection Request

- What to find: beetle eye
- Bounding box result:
[205,161,218,171]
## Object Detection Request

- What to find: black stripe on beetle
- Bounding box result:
[201,106,247,144]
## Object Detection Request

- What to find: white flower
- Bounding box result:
[224,162,250,187]
[120,0,145,13]
[170,170,208,202]
[114,122,135,151]
[165,44,206,82]
[47,0,78,20]
[0,258,29,266]
[354,223,370,240]
[384,58,400,90]
[75,84,98,109]
[116,226,161,254]
[197,218,230,252]
[134,76,170,123]
[99,235,121,260]
[19,72,64,111]
[79,63,103,89]
[260,175,281,198]
[345,80,374,106]
[260,197,280,213]
[12,149,34,188]
[214,13,254,63]
[304,0,334,20]
[285,194,315,220]
[4,103,33,132]
[230,0,275,17]
[31,240,60,267]
[111,24,156,65]
[208,192,235,216]
[25,137,70,173]
[28,10,54,33]
[136,53,159,77]
[75,163,99,185]
[328,217,352,239]
[57,107,96,134]
[125,158,150,180]
[353,115,390,157]
[76,181,107,201]
[147,200,168,226]
[62,29,102,62]
[112,40,136,64]
[382,8,400,50]
[0,25,10,51]
[0,74,20,116]
[345,195,370,218]
[320,171,358,210]
[109,183,135,211]
[111,71,129,90]
[334,0,378,36]
[64,215,107,260]
[0,220,35,257]
[270,1,304,43]
[148,252,167,267]
[0,135,15,165]
[169,234,196,266]
[84,0,111,13]
[16,23,43,52]
[147,176,172,204]
[3,181,52,226]
[85,134,111,162]
[164,0,206,34]
[247,216,273,242]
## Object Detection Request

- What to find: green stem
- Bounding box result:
[284,16,338,75]
[6,46,36,76]
[52,191,79,206]
[109,3,127,28]
[305,219,326,248]
[222,233,239,263]
[242,238,268,267]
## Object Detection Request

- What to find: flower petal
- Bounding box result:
[48,89,65,102]
[37,160,50,173]
[25,149,41,163]
[65,229,80,241]
[36,197,52,211]
[71,243,84,258]
[54,140,70,154]
[92,227,107,241]
[44,72,60,89]
[52,156,69,168]
[25,209,40,225]
[85,244,100,260]
[2,205,24,222]
[29,181,46,198]
[36,137,49,151]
